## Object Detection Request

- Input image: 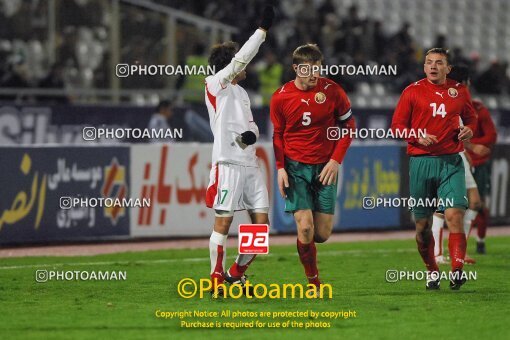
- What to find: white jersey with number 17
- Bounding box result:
[204,29,266,167]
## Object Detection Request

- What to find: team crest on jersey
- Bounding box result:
[448,88,458,98]
[315,92,326,104]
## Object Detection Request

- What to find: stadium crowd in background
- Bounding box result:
[1,0,509,104]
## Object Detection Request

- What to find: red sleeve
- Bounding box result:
[471,104,497,147]
[331,117,356,164]
[330,84,354,163]
[334,84,352,121]
[460,90,477,134]
[270,94,286,169]
[391,88,418,144]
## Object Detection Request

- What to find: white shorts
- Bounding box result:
[460,151,477,189]
[205,162,269,215]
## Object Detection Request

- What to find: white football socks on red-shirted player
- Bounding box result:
[432,209,478,264]
[464,209,478,238]
[209,231,228,280]
[432,214,444,258]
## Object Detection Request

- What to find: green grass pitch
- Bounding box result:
[1,236,509,339]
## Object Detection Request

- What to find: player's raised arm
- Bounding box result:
[212,6,275,88]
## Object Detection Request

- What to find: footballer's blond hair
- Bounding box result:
[292,44,323,65]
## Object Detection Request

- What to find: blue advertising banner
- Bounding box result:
[0,147,130,244]
[337,145,401,229]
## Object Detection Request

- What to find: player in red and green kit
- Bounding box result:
[391,48,477,290]
[270,44,355,292]
[465,98,497,254]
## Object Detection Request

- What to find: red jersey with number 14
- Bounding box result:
[270,77,352,169]
[391,78,477,156]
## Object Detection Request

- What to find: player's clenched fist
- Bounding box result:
[277,168,289,198]
[259,5,275,31]
[240,131,257,145]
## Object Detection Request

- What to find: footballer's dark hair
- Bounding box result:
[425,47,451,64]
[208,41,239,70]
[292,44,323,65]
[448,64,470,83]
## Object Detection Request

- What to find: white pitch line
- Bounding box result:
[0,248,416,270]
[0,257,206,270]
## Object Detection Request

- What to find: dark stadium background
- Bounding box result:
[1,2,509,339]
[1,0,509,245]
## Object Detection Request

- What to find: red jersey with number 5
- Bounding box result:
[270,77,352,169]
[391,78,477,156]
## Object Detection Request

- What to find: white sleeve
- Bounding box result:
[207,29,266,95]
[249,120,259,139]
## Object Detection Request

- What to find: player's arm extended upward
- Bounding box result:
[215,30,266,87]
[214,6,274,87]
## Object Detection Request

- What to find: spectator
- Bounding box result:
[0,56,30,101]
[474,61,504,94]
[1,0,507,104]
[342,5,365,56]
[321,13,340,61]
[296,0,320,40]
[451,47,471,67]
[433,34,447,49]
[371,20,388,63]
[181,43,209,104]
[256,50,283,105]
[184,108,214,143]
[147,100,175,143]
[38,63,69,103]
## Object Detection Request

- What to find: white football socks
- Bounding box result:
[431,214,444,257]
[209,230,228,276]
[464,209,478,240]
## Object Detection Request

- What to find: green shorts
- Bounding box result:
[409,154,468,219]
[284,158,337,214]
[473,162,491,198]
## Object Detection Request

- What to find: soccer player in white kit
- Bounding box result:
[204,6,275,297]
